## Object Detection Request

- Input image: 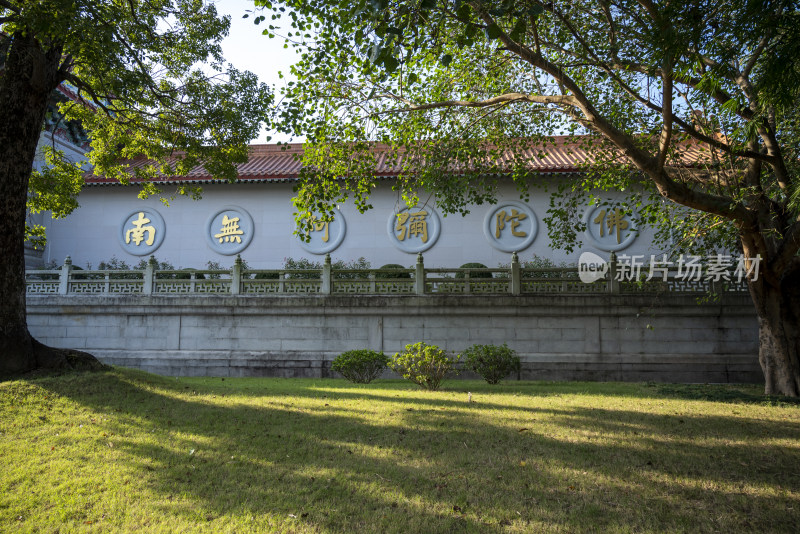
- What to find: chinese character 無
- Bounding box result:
[214,215,244,244]
[395,211,429,243]
[495,209,528,238]
[125,212,156,246]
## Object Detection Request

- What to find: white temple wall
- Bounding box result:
[42,179,663,270]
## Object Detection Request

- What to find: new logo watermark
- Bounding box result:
[578,253,762,284]
[578,252,609,283]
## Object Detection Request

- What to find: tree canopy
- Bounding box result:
[259,0,800,395]
[0,0,271,374]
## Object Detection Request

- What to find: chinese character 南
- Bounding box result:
[395,211,429,243]
[308,216,329,243]
[495,209,528,238]
[214,215,244,244]
[125,212,156,246]
[593,207,630,244]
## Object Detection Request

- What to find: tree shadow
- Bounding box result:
[32,369,800,533]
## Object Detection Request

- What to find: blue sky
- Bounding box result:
[215,0,301,143]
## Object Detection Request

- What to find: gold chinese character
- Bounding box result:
[592,207,630,244]
[214,215,244,244]
[125,212,156,246]
[308,216,329,242]
[495,209,528,238]
[395,211,428,243]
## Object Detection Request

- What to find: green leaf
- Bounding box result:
[440,54,453,67]
[384,55,399,73]
[485,23,502,40]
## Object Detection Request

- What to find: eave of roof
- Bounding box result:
[83,136,708,187]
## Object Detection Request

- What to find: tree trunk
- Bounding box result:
[0,32,102,376]
[749,265,800,397]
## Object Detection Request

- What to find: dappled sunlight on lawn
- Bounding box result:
[1,368,798,533]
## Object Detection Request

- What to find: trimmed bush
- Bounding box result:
[462,343,521,384]
[376,263,411,279]
[331,350,389,384]
[456,262,492,279]
[175,268,205,280]
[389,342,459,390]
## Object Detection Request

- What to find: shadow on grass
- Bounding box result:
[32,369,800,533]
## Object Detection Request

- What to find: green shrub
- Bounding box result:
[456,262,492,279]
[462,343,521,384]
[283,256,371,280]
[331,350,389,383]
[389,342,459,390]
[376,263,411,279]
[175,268,205,280]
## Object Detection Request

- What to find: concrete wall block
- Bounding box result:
[537,339,583,353]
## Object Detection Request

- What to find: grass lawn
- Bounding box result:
[1,368,799,533]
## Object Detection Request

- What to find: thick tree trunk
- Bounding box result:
[749,266,800,397]
[0,32,102,376]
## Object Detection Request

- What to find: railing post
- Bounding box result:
[322,253,331,295]
[369,271,376,293]
[608,252,620,294]
[231,254,242,295]
[415,253,425,295]
[58,256,72,295]
[511,252,520,295]
[143,255,155,295]
[104,272,111,294]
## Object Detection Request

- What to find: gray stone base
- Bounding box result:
[27,293,763,383]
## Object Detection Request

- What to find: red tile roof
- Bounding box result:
[83,136,709,185]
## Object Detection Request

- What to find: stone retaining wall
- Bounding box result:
[26,293,762,383]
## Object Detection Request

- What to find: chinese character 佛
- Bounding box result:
[495,209,528,238]
[125,212,156,246]
[308,216,329,243]
[593,207,630,244]
[214,215,244,244]
[395,211,429,243]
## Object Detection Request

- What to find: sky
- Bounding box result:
[213,0,301,143]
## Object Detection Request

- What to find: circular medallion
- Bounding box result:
[386,204,441,253]
[582,202,637,252]
[483,201,538,252]
[297,207,347,254]
[118,208,166,256]
[205,205,255,255]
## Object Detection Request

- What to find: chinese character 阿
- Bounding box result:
[395,211,429,243]
[214,215,244,244]
[125,212,156,246]
[308,216,329,243]
[593,207,630,244]
[495,209,528,238]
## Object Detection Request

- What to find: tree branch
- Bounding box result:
[380,92,577,113]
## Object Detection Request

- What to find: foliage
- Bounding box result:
[283,256,372,279]
[1,0,272,239]
[462,343,521,384]
[330,349,389,383]
[498,254,578,279]
[259,0,800,395]
[455,262,492,279]
[388,342,458,390]
[376,263,411,279]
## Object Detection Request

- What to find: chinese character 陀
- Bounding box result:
[395,211,429,243]
[308,216,329,243]
[495,209,528,238]
[125,212,156,246]
[214,215,244,244]
[593,207,630,244]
